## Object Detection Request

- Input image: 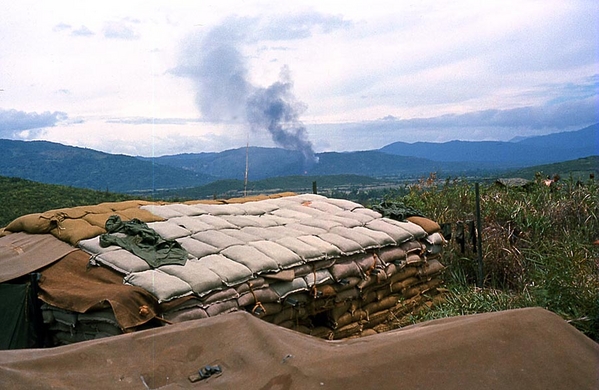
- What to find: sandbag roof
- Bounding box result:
[77,193,428,302]
[0,307,596,389]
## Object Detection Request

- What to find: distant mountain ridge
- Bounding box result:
[0,139,215,192]
[379,123,597,165]
[0,124,595,193]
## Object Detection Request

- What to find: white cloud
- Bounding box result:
[103,20,139,40]
[0,109,67,138]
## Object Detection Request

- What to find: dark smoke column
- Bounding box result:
[246,66,318,167]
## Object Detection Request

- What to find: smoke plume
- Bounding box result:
[174,17,318,164]
[246,66,318,164]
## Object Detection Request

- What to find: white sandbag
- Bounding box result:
[249,241,304,269]
[197,254,253,286]
[124,269,193,303]
[221,245,281,274]
[176,237,218,258]
[160,259,223,297]
[91,249,151,274]
[317,232,364,256]
[365,219,414,244]
[271,277,309,300]
[191,230,244,251]
[147,221,191,240]
[140,204,184,219]
[330,226,380,250]
[276,236,326,262]
[78,235,121,255]
[296,235,342,259]
[169,216,214,234]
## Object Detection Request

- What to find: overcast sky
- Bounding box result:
[1,1,597,157]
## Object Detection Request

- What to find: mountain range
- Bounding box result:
[0,123,596,193]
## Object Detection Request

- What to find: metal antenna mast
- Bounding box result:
[244,141,249,197]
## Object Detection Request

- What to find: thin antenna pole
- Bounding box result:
[244,141,249,197]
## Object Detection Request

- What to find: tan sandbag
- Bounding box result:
[237,286,279,307]
[201,288,239,305]
[390,276,420,292]
[250,302,282,318]
[82,212,120,228]
[407,216,441,234]
[50,218,106,246]
[224,195,270,204]
[332,321,363,339]
[331,309,368,329]
[364,309,391,328]
[388,266,419,284]
[376,287,392,301]
[360,328,378,337]
[41,207,88,220]
[314,284,336,298]
[418,258,446,277]
[205,299,239,317]
[185,199,226,205]
[378,246,407,264]
[5,213,55,234]
[403,278,443,299]
[329,301,352,321]
[268,192,297,199]
[99,200,156,211]
[118,207,165,223]
[364,295,399,316]
[272,307,308,325]
[310,326,333,338]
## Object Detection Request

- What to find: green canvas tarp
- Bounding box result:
[0,233,77,350]
[0,280,40,349]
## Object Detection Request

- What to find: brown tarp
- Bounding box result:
[0,307,596,389]
[37,250,159,330]
[0,233,76,283]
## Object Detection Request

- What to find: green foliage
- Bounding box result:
[0,176,137,227]
[390,174,599,340]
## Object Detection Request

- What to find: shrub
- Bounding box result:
[393,175,599,340]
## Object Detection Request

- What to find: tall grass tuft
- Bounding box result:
[394,174,599,340]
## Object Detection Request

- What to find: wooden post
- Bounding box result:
[312,181,317,194]
[475,183,484,287]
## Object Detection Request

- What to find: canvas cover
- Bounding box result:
[0,307,596,390]
[37,250,159,331]
[0,232,76,283]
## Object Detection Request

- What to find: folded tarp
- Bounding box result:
[0,308,596,390]
[0,233,76,283]
[37,250,159,330]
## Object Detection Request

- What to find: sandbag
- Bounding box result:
[51,219,106,246]
[5,213,55,234]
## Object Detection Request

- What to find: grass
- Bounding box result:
[389,174,599,341]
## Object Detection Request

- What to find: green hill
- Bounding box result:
[0,176,136,228]
[504,156,598,181]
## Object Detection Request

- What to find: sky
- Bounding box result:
[1,0,597,157]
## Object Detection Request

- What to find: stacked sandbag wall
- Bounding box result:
[161,231,446,339]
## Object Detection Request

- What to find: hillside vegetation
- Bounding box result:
[506,156,598,181]
[389,174,599,340]
[0,176,136,227]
